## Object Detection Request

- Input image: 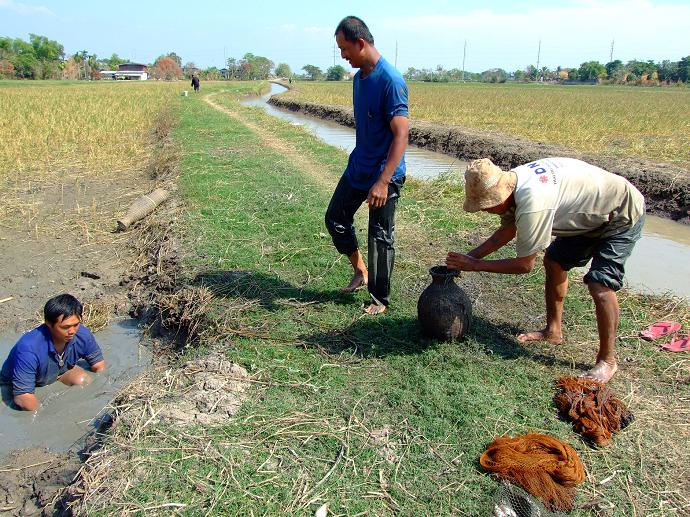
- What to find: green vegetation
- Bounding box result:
[78,82,689,514]
[283,81,690,166]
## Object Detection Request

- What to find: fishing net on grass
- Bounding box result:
[493,481,567,517]
[554,376,635,447]
[480,432,585,512]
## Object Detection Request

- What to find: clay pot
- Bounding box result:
[117,188,169,231]
[417,265,472,341]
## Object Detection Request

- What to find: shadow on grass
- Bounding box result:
[192,269,357,310]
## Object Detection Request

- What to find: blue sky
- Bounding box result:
[2,0,689,73]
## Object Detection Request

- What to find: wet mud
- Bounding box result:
[268,96,690,223]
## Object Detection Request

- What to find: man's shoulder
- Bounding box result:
[74,325,99,349]
[15,325,48,351]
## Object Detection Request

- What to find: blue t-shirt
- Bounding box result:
[0,324,103,395]
[345,57,409,190]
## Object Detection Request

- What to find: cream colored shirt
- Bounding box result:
[500,158,645,257]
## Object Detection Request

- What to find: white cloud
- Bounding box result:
[280,23,296,32]
[0,0,53,15]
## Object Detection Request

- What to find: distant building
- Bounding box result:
[100,63,148,81]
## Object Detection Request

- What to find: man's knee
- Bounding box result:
[587,281,616,304]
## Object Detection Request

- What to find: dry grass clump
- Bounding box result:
[81,299,115,333]
[284,81,690,166]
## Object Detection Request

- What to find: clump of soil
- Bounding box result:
[0,448,79,516]
[155,354,250,425]
[269,96,690,223]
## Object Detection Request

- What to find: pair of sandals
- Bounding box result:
[639,321,689,352]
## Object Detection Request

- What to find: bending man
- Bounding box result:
[446,157,644,382]
[326,15,409,315]
[1,294,106,411]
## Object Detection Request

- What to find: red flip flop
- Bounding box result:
[639,321,681,341]
[661,334,689,352]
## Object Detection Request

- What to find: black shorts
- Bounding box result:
[545,215,644,291]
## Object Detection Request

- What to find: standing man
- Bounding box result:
[191,74,200,92]
[1,294,106,411]
[326,16,409,315]
[446,157,645,382]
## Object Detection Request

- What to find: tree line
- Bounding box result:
[2,33,688,86]
[404,56,690,85]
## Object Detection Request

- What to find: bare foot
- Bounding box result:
[340,272,367,293]
[364,303,386,315]
[579,360,618,383]
[516,328,562,345]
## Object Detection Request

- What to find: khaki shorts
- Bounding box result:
[545,215,644,291]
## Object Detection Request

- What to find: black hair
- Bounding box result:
[335,16,374,45]
[44,294,83,324]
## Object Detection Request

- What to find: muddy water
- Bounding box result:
[0,319,150,458]
[242,84,690,300]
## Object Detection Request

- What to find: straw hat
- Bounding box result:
[463,158,517,212]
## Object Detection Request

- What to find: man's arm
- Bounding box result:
[90,360,106,372]
[367,115,409,208]
[446,252,537,274]
[467,224,517,259]
[14,392,40,411]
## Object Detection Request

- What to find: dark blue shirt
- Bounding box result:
[0,324,103,395]
[345,57,409,190]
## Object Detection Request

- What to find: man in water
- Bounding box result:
[325,15,409,315]
[446,157,644,383]
[1,294,106,411]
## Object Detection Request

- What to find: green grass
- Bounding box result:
[91,81,689,515]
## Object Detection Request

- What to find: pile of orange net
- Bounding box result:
[554,376,635,446]
[480,432,585,512]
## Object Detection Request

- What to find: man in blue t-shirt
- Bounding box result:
[0,294,106,411]
[326,16,409,315]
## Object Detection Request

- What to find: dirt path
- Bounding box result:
[203,93,334,191]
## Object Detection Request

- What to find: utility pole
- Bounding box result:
[609,39,614,62]
[461,39,467,82]
[395,40,398,69]
[536,39,541,73]
[333,43,337,67]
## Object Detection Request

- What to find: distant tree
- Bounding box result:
[677,55,690,82]
[62,58,79,79]
[105,53,127,70]
[203,67,220,80]
[0,59,14,78]
[182,61,198,79]
[151,56,183,80]
[275,62,291,78]
[480,68,507,83]
[568,68,579,80]
[326,65,346,81]
[626,59,656,80]
[577,60,606,81]
[656,60,678,82]
[524,64,538,81]
[302,64,323,81]
[167,52,182,67]
[513,69,525,82]
[241,53,273,79]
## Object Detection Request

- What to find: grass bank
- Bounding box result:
[282,81,690,168]
[75,81,689,515]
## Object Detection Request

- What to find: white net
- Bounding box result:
[493,481,568,517]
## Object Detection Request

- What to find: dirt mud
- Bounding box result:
[268,96,690,223]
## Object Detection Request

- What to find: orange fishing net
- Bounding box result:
[554,376,634,447]
[480,432,585,512]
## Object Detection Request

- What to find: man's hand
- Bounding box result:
[367,179,389,209]
[446,252,477,271]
